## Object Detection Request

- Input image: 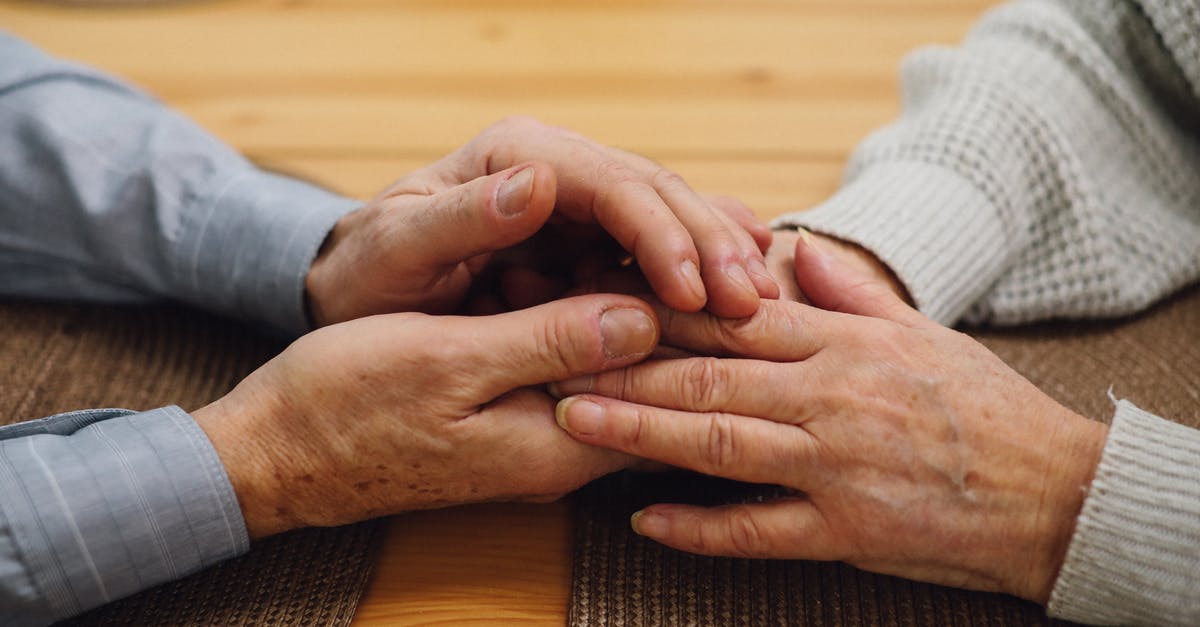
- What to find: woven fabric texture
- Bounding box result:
[571,285,1200,627]
[0,301,384,626]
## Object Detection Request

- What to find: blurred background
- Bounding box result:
[1,0,997,221]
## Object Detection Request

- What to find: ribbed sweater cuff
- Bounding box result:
[771,162,1006,326]
[1047,401,1200,626]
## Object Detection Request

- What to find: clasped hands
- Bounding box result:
[195,117,1108,606]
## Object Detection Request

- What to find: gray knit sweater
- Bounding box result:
[773,1,1200,624]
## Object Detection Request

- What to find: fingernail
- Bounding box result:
[497,166,535,216]
[556,397,605,435]
[631,510,668,537]
[600,308,656,359]
[722,263,757,297]
[795,228,825,255]
[678,260,706,304]
[549,375,593,398]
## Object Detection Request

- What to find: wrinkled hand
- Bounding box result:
[766,228,909,306]
[550,234,1108,604]
[305,117,776,325]
[193,294,659,539]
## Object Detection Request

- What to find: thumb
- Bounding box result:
[792,230,931,328]
[400,162,557,267]
[450,294,660,399]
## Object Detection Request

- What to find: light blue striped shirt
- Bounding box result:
[0,32,359,625]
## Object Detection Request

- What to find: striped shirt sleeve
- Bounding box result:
[0,406,248,626]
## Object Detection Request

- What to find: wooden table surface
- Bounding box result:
[1,0,997,623]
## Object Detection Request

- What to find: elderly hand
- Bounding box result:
[192,294,658,539]
[550,232,1109,604]
[304,117,775,325]
[766,228,909,306]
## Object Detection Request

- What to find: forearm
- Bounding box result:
[775,0,1200,326]
[0,407,248,625]
[0,32,358,335]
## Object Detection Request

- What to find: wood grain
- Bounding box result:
[356,502,572,626]
[258,155,846,219]
[0,0,992,159]
[0,0,998,623]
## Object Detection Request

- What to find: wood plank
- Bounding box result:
[257,154,845,220]
[1,2,994,158]
[355,502,572,625]
[186,98,887,160]
[1,5,985,77]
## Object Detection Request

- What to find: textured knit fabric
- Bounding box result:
[0,31,359,626]
[1050,401,1200,625]
[773,1,1200,624]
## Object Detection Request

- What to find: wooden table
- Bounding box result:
[1,0,998,623]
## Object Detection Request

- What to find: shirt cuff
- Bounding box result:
[1047,401,1200,626]
[0,406,248,623]
[175,168,360,336]
[771,161,1007,326]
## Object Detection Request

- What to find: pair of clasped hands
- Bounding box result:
[196,118,1106,604]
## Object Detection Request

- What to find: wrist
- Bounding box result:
[194,394,298,540]
[304,206,365,328]
[1022,408,1109,604]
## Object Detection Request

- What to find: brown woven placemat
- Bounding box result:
[0,301,385,626]
[571,285,1200,626]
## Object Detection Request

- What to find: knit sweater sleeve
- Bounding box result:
[772,0,1200,327]
[1048,401,1200,625]
[771,2,1200,624]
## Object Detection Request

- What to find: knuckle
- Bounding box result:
[623,406,653,450]
[740,302,804,348]
[727,507,765,557]
[702,413,738,473]
[643,229,697,265]
[615,366,639,401]
[432,183,474,224]
[689,519,719,555]
[651,167,688,192]
[717,310,770,352]
[680,357,728,412]
[710,234,748,263]
[535,314,590,374]
[595,161,641,188]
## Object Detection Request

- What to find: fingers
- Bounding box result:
[450,294,660,397]
[550,357,805,422]
[630,500,839,560]
[792,230,933,329]
[650,298,838,362]
[591,180,709,312]
[704,194,773,255]
[400,163,558,267]
[477,388,636,498]
[461,117,775,317]
[648,174,779,317]
[554,394,810,486]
